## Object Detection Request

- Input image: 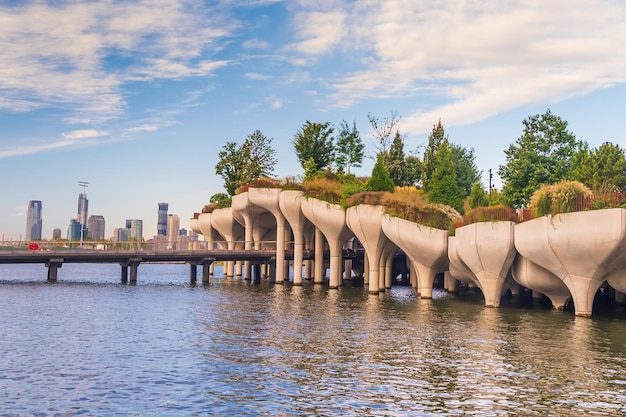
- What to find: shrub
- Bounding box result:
[529,181,592,217]
[366,156,395,192]
[301,177,343,204]
[345,191,388,208]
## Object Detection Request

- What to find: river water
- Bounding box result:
[0,263,625,416]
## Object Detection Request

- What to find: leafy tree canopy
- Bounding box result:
[570,141,626,192]
[293,121,335,176]
[405,155,422,188]
[366,155,395,192]
[215,130,277,195]
[498,109,578,207]
[467,182,490,209]
[422,119,446,192]
[450,143,480,199]
[427,140,462,211]
[387,131,407,186]
[335,120,364,175]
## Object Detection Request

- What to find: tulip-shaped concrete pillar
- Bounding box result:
[302,198,353,288]
[455,221,517,308]
[232,192,267,280]
[447,236,478,287]
[279,190,310,286]
[249,188,287,283]
[346,205,394,295]
[211,208,245,277]
[197,212,224,277]
[515,208,626,317]
[511,255,571,310]
[382,214,448,299]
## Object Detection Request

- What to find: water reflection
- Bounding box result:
[0,265,624,415]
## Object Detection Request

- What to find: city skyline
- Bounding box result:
[1,1,625,240]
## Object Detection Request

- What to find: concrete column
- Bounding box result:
[615,290,626,305]
[314,228,324,284]
[363,252,369,285]
[190,264,197,284]
[120,264,128,284]
[129,260,140,285]
[344,259,352,281]
[46,259,63,282]
[444,271,458,293]
[202,261,211,284]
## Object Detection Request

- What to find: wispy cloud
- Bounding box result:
[61,129,110,140]
[245,72,272,80]
[288,0,626,134]
[0,1,235,122]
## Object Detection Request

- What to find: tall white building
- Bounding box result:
[26,200,43,240]
[77,192,88,241]
[166,214,180,250]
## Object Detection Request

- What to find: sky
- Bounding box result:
[1,0,625,241]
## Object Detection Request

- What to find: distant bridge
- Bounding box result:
[0,248,277,284]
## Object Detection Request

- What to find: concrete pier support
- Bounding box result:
[381,215,448,299]
[202,261,211,284]
[190,263,197,284]
[279,190,311,286]
[129,259,141,285]
[248,188,288,284]
[346,205,391,295]
[46,259,63,282]
[511,255,571,310]
[444,271,458,293]
[455,221,517,308]
[515,209,626,317]
[302,198,353,289]
[120,264,128,284]
[211,208,245,278]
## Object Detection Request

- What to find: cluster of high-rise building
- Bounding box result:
[24,193,199,249]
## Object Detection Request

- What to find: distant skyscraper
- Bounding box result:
[26,200,43,240]
[67,219,81,240]
[87,215,106,240]
[77,192,88,241]
[126,219,143,242]
[52,228,62,240]
[157,203,168,236]
[166,214,180,250]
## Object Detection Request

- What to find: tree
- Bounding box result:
[386,131,407,186]
[368,110,401,162]
[450,143,480,199]
[498,109,578,207]
[467,182,490,209]
[292,121,335,176]
[404,155,422,188]
[571,142,626,192]
[427,140,462,211]
[335,120,364,175]
[422,119,446,191]
[215,130,277,195]
[366,155,395,192]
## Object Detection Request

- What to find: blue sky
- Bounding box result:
[1,0,625,241]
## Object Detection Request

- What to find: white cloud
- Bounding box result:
[125,125,159,134]
[245,72,272,80]
[288,0,626,134]
[0,1,235,121]
[61,129,110,140]
[270,98,284,109]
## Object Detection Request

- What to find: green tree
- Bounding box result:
[366,155,395,192]
[387,131,407,186]
[427,140,462,211]
[467,182,490,209]
[571,142,626,192]
[209,192,232,208]
[450,143,480,199]
[404,155,422,187]
[422,119,446,191]
[335,120,364,175]
[215,130,277,195]
[498,109,578,207]
[293,121,335,176]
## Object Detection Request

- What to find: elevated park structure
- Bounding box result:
[2,188,625,317]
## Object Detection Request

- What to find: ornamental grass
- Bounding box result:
[529,181,593,217]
